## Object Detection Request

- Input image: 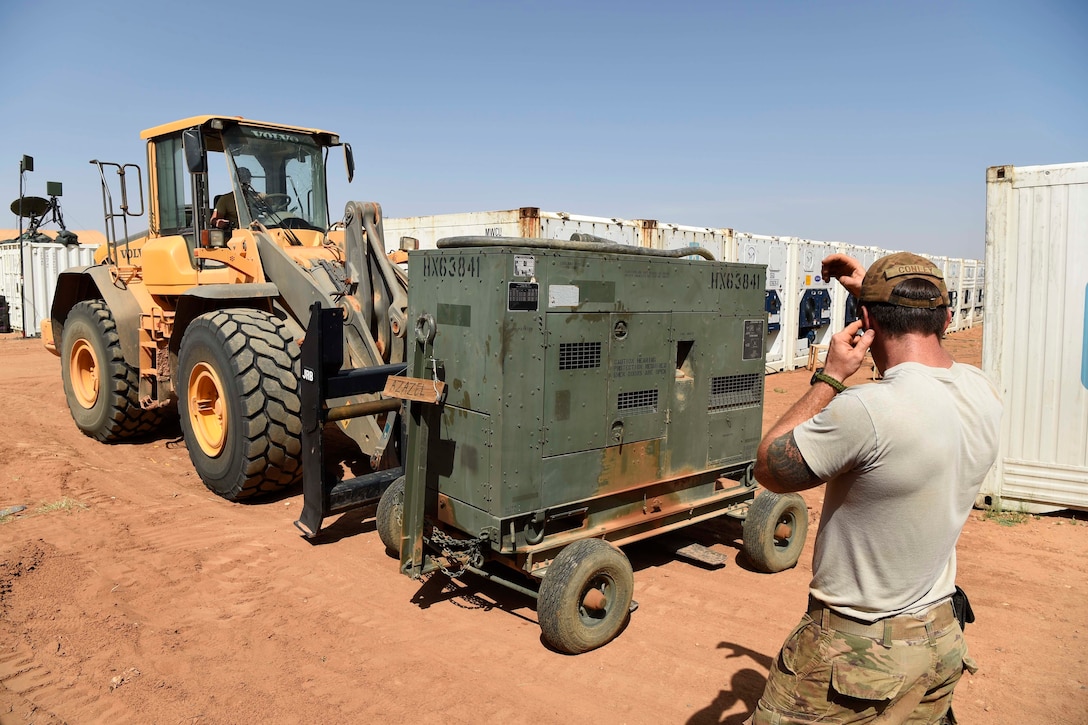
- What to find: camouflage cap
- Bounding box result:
[859,252,949,308]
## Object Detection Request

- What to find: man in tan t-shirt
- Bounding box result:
[745,252,1002,724]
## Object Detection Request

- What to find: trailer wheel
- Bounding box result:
[177,309,302,501]
[742,491,808,573]
[60,300,162,441]
[538,539,634,654]
[376,475,406,556]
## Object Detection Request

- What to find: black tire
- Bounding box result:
[742,491,809,573]
[376,476,406,556]
[177,308,302,500]
[60,300,163,441]
[538,539,634,654]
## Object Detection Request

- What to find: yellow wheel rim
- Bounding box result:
[187,362,227,457]
[69,338,100,409]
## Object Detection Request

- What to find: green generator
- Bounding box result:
[379,237,808,653]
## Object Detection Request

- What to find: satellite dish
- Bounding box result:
[10,196,51,218]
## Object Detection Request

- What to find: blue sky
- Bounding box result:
[1,0,1084,260]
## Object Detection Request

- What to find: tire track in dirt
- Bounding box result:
[0,539,142,724]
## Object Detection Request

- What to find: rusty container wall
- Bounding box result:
[981,161,1088,513]
[405,244,766,558]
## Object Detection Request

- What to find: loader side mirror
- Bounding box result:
[344,143,354,183]
[183,129,206,174]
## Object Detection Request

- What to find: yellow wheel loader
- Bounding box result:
[44,116,407,503]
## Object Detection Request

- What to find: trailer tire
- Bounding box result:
[742,491,808,573]
[538,539,633,654]
[60,299,163,441]
[376,475,406,556]
[178,309,302,501]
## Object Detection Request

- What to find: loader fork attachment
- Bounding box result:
[295,303,406,538]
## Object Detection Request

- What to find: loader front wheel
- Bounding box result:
[538,539,634,654]
[60,300,162,441]
[742,491,808,573]
[178,309,302,501]
[375,476,406,556]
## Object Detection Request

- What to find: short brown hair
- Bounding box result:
[863,278,949,337]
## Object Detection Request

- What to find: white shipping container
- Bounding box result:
[944,258,965,333]
[974,261,986,324]
[737,233,793,371]
[831,243,883,331]
[920,255,957,332]
[381,207,646,252]
[960,259,978,329]
[646,222,735,262]
[0,241,99,335]
[981,161,1088,512]
[380,207,985,381]
[791,238,836,362]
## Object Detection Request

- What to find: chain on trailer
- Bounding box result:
[425,527,486,580]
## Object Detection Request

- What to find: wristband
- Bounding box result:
[810,370,847,394]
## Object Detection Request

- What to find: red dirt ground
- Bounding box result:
[1,325,1085,724]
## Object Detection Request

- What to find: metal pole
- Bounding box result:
[17,158,28,337]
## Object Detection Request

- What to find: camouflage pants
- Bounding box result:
[747,601,973,724]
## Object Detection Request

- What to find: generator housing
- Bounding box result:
[399,240,767,578]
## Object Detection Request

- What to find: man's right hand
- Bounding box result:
[822,254,865,297]
[823,319,874,383]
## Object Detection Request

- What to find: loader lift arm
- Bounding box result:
[294,303,406,538]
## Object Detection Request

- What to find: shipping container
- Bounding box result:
[832,243,884,332]
[974,261,986,325]
[643,222,735,262]
[381,208,983,376]
[381,208,646,252]
[736,233,793,371]
[0,241,99,335]
[981,161,1088,512]
[960,259,978,329]
[791,238,836,363]
[918,254,957,332]
[944,258,964,333]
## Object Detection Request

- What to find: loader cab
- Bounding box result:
[142,116,348,262]
[216,124,331,233]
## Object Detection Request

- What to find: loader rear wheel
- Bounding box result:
[177,309,302,501]
[742,491,808,573]
[538,539,633,654]
[60,300,163,441]
[376,476,406,556]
